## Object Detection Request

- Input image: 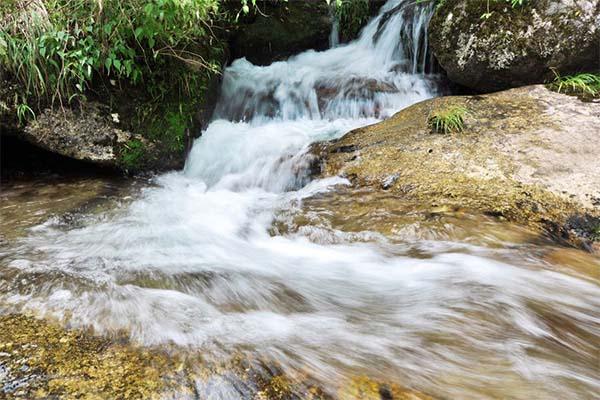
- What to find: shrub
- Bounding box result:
[428,105,469,134]
[0,0,223,114]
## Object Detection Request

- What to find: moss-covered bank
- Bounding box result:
[0,0,229,173]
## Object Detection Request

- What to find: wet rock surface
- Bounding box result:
[429,0,600,92]
[0,314,436,400]
[0,314,171,399]
[315,85,600,250]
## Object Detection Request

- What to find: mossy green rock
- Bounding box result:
[0,314,172,399]
[429,0,600,92]
[315,85,600,250]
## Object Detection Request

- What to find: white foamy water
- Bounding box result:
[1,1,599,399]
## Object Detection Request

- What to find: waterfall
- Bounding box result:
[211,0,437,123]
[328,3,340,48]
[185,0,438,189]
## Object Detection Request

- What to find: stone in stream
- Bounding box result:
[0,314,437,399]
[429,0,600,92]
[314,85,600,251]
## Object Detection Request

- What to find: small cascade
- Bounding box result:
[373,0,436,74]
[328,4,340,48]
[212,0,437,123]
[185,0,439,190]
[4,1,598,398]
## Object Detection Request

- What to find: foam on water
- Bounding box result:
[1,1,599,398]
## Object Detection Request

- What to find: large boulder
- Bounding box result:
[315,85,600,250]
[429,0,600,92]
[230,1,332,65]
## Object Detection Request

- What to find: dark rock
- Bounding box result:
[230,1,332,65]
[429,0,600,92]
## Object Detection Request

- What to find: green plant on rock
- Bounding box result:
[120,138,146,170]
[551,70,600,98]
[16,101,35,124]
[332,0,370,41]
[428,105,469,134]
[592,225,600,241]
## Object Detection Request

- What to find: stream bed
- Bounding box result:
[1,1,599,399]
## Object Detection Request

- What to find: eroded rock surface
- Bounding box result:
[429,0,600,92]
[21,104,137,168]
[316,85,600,249]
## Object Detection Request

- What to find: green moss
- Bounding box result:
[145,105,192,153]
[592,225,600,241]
[111,49,222,172]
[335,0,370,42]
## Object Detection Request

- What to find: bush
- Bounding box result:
[0,0,223,114]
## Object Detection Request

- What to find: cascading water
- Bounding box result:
[1,1,599,399]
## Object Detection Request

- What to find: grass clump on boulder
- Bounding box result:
[428,105,468,134]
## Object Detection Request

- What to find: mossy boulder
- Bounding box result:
[230,1,332,65]
[429,0,600,92]
[315,85,600,250]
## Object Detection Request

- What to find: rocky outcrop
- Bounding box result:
[230,1,332,65]
[315,85,600,250]
[429,0,600,92]
[20,104,137,168]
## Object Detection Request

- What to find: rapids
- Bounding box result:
[1,1,599,399]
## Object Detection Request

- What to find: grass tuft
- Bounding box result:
[551,71,600,98]
[428,105,469,134]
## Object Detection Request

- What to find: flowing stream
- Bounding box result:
[1,1,599,399]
